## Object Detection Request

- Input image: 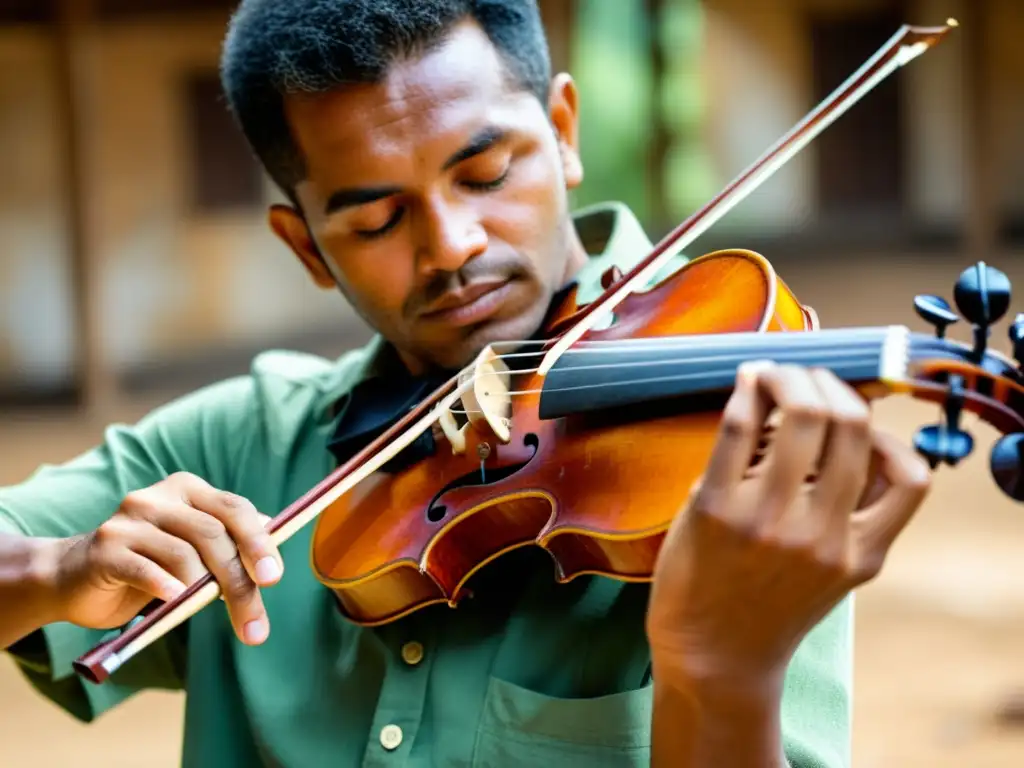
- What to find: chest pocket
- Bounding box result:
[471,573,654,767]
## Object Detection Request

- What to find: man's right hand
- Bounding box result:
[45,472,283,645]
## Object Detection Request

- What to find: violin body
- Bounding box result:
[310,250,817,626]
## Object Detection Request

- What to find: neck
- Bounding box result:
[537,326,911,420]
[560,213,591,286]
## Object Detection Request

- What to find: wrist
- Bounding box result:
[651,654,786,768]
[0,533,70,650]
[22,536,70,626]
[651,650,785,705]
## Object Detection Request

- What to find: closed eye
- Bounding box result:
[462,167,509,192]
[355,207,404,240]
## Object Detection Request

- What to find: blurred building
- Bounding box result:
[0,0,1018,408]
[698,0,1017,253]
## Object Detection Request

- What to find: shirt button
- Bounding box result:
[380,724,403,751]
[401,640,424,666]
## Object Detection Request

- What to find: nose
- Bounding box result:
[416,195,488,274]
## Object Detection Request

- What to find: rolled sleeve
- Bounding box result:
[1,376,259,722]
[781,596,855,768]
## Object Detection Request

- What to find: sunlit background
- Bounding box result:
[1,0,1023,766]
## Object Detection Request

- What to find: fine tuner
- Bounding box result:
[913,261,1024,500]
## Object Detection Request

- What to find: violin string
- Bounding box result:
[468,339,896,383]
[477,328,897,364]
[462,343,886,383]
[461,333,964,387]
[444,331,970,417]
[446,354,882,416]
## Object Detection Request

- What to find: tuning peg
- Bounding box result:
[1009,313,1024,368]
[914,294,959,338]
[954,261,1012,326]
[954,261,1012,361]
[990,433,1024,501]
[913,374,974,468]
[914,424,974,469]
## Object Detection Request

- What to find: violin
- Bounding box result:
[72,18,997,683]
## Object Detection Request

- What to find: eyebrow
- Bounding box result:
[323,125,509,216]
[442,125,507,171]
[324,185,402,215]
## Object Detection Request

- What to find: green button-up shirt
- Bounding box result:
[1,202,852,767]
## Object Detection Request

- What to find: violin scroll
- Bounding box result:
[910,261,1024,499]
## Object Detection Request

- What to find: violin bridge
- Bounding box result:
[460,345,513,445]
[437,408,470,455]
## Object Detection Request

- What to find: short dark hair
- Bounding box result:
[220,0,552,200]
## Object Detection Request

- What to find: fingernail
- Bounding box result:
[255,556,281,584]
[244,618,268,644]
[163,580,186,601]
[738,359,773,380]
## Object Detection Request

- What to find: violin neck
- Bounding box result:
[536,326,911,420]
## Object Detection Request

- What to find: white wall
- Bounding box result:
[698,0,1022,234]
[0,16,362,390]
[0,3,1020,389]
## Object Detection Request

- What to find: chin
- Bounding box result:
[484,292,551,342]
[434,307,546,371]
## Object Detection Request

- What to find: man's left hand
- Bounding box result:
[645,361,931,688]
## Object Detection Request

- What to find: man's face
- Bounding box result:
[271,20,586,374]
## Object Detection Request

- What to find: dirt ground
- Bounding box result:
[2,251,1024,767]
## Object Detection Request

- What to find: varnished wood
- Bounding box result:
[311,250,813,624]
[311,247,1024,627]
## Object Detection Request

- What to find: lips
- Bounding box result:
[419,280,513,327]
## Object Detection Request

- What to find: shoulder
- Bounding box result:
[161,342,374,435]
[75,342,372,496]
[245,342,375,428]
[166,343,374,476]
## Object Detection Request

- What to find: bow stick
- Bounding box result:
[538,19,957,373]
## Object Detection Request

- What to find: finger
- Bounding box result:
[754,364,830,520]
[179,479,283,588]
[857,449,892,509]
[807,369,873,519]
[103,549,188,604]
[851,430,932,567]
[126,522,210,588]
[697,360,775,507]
[149,502,270,645]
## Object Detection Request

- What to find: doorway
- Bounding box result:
[809,6,906,223]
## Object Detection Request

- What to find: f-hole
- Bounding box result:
[425,433,540,523]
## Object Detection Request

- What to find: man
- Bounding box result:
[0,1,930,766]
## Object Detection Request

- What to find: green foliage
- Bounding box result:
[569,0,653,220]
[568,0,714,229]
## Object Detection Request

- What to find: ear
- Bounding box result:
[268,204,336,289]
[548,73,583,190]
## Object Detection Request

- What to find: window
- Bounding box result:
[183,70,265,213]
